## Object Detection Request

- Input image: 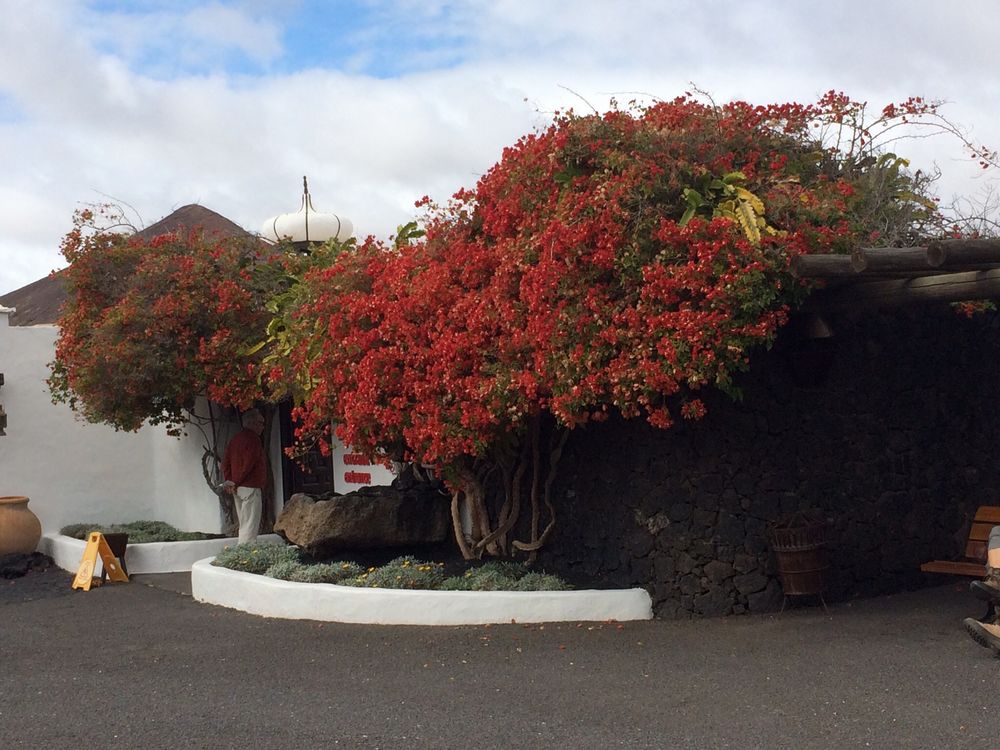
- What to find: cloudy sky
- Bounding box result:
[2,0,999,294]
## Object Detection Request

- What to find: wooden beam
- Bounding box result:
[860,245,945,272]
[794,240,1000,280]
[791,254,866,278]
[928,239,1000,268]
[804,268,1000,312]
[850,264,1000,278]
[793,246,945,278]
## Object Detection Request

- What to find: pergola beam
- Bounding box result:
[803,268,1000,312]
[928,238,1000,267]
[792,239,1000,280]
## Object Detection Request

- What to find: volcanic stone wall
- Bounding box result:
[539,307,1000,618]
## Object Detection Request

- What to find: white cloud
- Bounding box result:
[78,1,284,74]
[1,0,999,294]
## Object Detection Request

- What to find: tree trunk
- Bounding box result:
[451,490,474,560]
[448,420,568,560]
[513,428,568,557]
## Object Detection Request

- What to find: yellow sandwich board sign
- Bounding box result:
[71,532,129,591]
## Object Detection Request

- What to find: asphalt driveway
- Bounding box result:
[1,569,996,749]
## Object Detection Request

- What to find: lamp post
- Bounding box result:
[260,176,353,250]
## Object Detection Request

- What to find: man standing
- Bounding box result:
[221,408,268,543]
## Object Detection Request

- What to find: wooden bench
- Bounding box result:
[920,505,1000,577]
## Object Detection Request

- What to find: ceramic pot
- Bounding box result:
[0,496,42,555]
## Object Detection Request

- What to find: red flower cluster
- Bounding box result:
[50,211,277,432]
[49,92,991,556]
[274,94,946,472]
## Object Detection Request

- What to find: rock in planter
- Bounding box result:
[274,484,450,555]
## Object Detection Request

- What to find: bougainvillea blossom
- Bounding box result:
[50,210,278,434]
[270,93,959,557]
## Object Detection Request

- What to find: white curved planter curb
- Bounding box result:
[191,557,654,625]
[39,532,283,574]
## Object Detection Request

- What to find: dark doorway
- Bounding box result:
[278,400,336,500]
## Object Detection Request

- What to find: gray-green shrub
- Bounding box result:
[60,520,210,543]
[213,546,572,591]
[289,561,365,584]
[512,571,572,591]
[265,560,302,580]
[440,561,571,591]
[212,541,300,574]
[352,556,446,589]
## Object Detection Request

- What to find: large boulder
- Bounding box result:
[274,484,451,555]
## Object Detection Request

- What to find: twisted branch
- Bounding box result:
[514,428,568,555]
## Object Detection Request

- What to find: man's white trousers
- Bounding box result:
[233,486,262,543]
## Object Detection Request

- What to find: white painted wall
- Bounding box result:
[192,560,655,625]
[149,410,227,533]
[0,308,280,534]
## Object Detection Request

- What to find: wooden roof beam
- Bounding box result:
[792,246,944,278]
[793,240,1000,279]
[803,268,1000,312]
[928,238,1000,267]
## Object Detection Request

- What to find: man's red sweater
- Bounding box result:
[222,429,267,489]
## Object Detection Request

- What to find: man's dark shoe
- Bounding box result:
[970,580,1000,604]
[963,617,1000,653]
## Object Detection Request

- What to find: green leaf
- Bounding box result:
[553,164,584,185]
[735,200,762,244]
[895,190,937,209]
[243,339,268,356]
[735,187,765,215]
[876,152,909,169]
[682,187,703,206]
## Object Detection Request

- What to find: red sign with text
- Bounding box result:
[330,437,395,492]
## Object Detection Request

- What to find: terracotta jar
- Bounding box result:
[0,496,42,555]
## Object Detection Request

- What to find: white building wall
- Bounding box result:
[0,308,280,535]
[149,414,227,533]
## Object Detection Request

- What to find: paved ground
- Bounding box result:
[1,569,996,750]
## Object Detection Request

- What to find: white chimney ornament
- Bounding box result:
[261,176,353,244]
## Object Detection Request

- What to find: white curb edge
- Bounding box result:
[39,533,283,574]
[191,557,654,625]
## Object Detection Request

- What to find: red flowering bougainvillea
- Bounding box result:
[47,206,295,532]
[49,208,277,434]
[51,92,989,558]
[271,93,970,559]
